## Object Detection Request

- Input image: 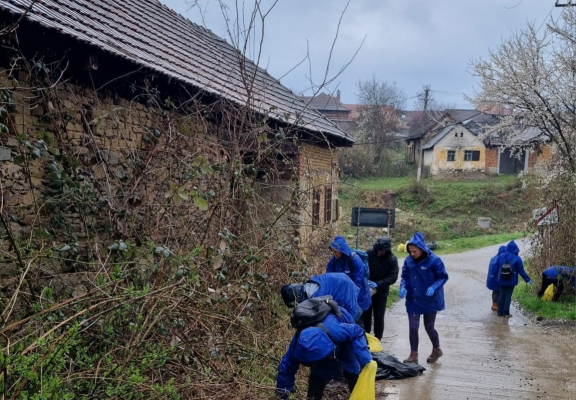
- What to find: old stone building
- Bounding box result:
[0,0,353,284]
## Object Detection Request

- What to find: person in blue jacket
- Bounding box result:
[496,240,532,317]
[537,266,576,302]
[280,273,362,320]
[398,232,448,364]
[275,307,372,400]
[487,246,507,311]
[326,236,371,315]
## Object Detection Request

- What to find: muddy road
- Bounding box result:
[377,241,576,400]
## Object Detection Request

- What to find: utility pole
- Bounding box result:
[416,86,430,182]
[555,0,576,7]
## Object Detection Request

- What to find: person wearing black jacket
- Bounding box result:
[362,237,399,340]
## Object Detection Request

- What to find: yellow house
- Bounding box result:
[421,123,485,176]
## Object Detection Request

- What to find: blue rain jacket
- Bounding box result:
[326,236,371,312]
[497,241,530,287]
[400,232,449,315]
[275,307,372,398]
[543,266,576,288]
[486,246,507,291]
[309,273,361,320]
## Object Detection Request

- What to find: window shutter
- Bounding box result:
[324,186,332,223]
[332,198,339,222]
[312,189,321,226]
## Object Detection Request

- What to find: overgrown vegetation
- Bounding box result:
[466,8,576,323]
[513,284,576,321]
[0,10,344,399]
[339,175,533,251]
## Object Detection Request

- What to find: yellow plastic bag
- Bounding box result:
[365,333,383,353]
[397,243,405,253]
[542,284,555,301]
[349,360,377,400]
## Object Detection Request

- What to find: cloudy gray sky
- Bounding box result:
[160,0,562,109]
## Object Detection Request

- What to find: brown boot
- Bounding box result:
[403,352,418,363]
[427,348,443,363]
[491,302,498,311]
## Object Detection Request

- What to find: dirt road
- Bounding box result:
[377,241,576,400]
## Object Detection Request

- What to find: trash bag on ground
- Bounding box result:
[365,333,384,353]
[542,284,555,301]
[372,351,426,380]
[349,360,377,400]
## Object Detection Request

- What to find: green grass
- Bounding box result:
[343,177,412,191]
[347,175,518,192]
[391,233,524,257]
[513,284,576,320]
[433,232,525,255]
[338,175,533,252]
[387,285,399,308]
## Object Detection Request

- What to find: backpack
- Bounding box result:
[348,249,370,280]
[290,296,341,330]
[500,262,514,281]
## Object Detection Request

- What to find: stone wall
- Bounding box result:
[0,67,231,296]
[0,68,343,293]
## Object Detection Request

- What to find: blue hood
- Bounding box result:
[498,245,506,255]
[330,236,352,257]
[506,241,520,255]
[407,232,432,256]
[293,327,335,363]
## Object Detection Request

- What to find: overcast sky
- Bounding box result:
[160,0,562,110]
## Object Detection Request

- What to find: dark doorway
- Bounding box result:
[499,149,525,174]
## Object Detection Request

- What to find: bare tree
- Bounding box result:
[470,9,576,172]
[353,78,405,164]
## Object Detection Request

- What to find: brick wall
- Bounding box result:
[297,143,339,260]
[485,147,499,174]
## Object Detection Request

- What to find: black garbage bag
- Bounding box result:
[372,352,426,380]
[426,241,438,251]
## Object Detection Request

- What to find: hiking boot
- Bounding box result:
[427,348,443,363]
[491,302,498,311]
[403,352,418,363]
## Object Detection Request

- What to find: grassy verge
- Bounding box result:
[387,285,399,308]
[433,232,525,255]
[513,284,576,320]
[339,175,533,252]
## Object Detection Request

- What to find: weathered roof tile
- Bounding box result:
[0,0,353,145]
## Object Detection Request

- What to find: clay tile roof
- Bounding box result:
[0,0,353,145]
[301,93,351,112]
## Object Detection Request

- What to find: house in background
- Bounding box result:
[421,122,486,176]
[406,108,552,176]
[301,91,353,132]
[484,127,551,175]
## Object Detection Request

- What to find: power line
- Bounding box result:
[555,1,576,7]
[536,4,555,34]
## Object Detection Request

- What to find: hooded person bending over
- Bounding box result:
[326,236,371,315]
[362,237,399,340]
[537,266,576,301]
[275,307,372,400]
[281,273,361,320]
[399,232,448,365]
